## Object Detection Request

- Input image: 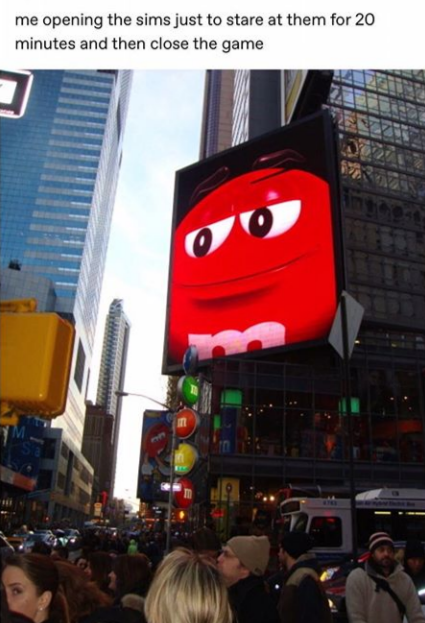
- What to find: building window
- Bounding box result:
[38,469,52,490]
[57,472,66,490]
[42,438,56,459]
[309,516,343,547]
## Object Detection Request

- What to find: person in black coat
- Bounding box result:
[404,539,425,596]
[217,536,279,623]
[277,533,332,623]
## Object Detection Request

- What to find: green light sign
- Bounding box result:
[220,389,243,407]
[338,397,360,415]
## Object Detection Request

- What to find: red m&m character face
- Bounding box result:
[168,167,337,364]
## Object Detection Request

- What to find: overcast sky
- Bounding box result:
[88,70,205,503]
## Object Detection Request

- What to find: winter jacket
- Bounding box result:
[277,553,332,623]
[345,559,425,623]
[228,574,280,623]
[127,540,138,555]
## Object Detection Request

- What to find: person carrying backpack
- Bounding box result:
[345,531,425,623]
[277,532,332,623]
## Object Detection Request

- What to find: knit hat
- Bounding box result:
[368,531,394,553]
[404,539,425,561]
[281,532,314,559]
[227,536,270,576]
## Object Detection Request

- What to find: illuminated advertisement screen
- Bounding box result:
[163,110,342,372]
[0,70,33,119]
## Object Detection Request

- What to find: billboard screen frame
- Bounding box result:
[0,70,33,119]
[163,110,344,374]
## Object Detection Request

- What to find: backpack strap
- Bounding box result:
[367,574,406,617]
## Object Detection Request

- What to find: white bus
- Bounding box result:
[279,488,425,563]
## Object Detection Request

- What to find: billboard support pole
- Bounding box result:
[165,413,177,555]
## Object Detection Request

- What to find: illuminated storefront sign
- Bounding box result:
[164,110,341,372]
[174,477,194,509]
[174,442,198,475]
[175,407,199,439]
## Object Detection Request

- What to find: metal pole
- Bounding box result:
[115,391,170,411]
[341,292,358,560]
[165,411,176,555]
[114,390,174,551]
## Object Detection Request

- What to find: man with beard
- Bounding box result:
[345,531,425,623]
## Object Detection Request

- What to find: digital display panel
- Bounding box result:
[163,110,341,372]
[0,70,33,119]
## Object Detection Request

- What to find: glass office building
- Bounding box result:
[1,70,132,447]
[197,70,425,531]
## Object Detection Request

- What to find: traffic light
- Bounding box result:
[0,311,75,418]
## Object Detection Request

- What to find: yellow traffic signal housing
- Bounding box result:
[0,312,75,418]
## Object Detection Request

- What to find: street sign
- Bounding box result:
[328,291,364,359]
[0,70,33,119]
[160,482,182,492]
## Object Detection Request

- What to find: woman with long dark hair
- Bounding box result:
[108,554,152,602]
[2,553,69,623]
[54,560,112,623]
[86,552,114,596]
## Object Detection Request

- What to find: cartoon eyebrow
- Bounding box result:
[252,149,305,170]
[189,166,230,207]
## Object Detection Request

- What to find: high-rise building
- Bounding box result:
[200,71,235,159]
[1,70,132,448]
[195,70,425,532]
[199,70,282,158]
[95,298,131,497]
[82,402,114,506]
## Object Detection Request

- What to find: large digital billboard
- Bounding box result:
[163,110,342,372]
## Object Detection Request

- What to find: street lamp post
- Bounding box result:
[115,390,176,555]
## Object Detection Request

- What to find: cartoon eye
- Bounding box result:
[185,216,235,257]
[240,200,301,239]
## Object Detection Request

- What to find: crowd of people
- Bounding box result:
[1,525,424,623]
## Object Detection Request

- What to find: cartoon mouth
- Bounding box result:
[176,248,318,299]
[189,321,286,359]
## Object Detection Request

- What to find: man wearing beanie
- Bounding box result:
[217,535,279,623]
[404,540,425,593]
[276,532,332,623]
[345,531,425,622]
